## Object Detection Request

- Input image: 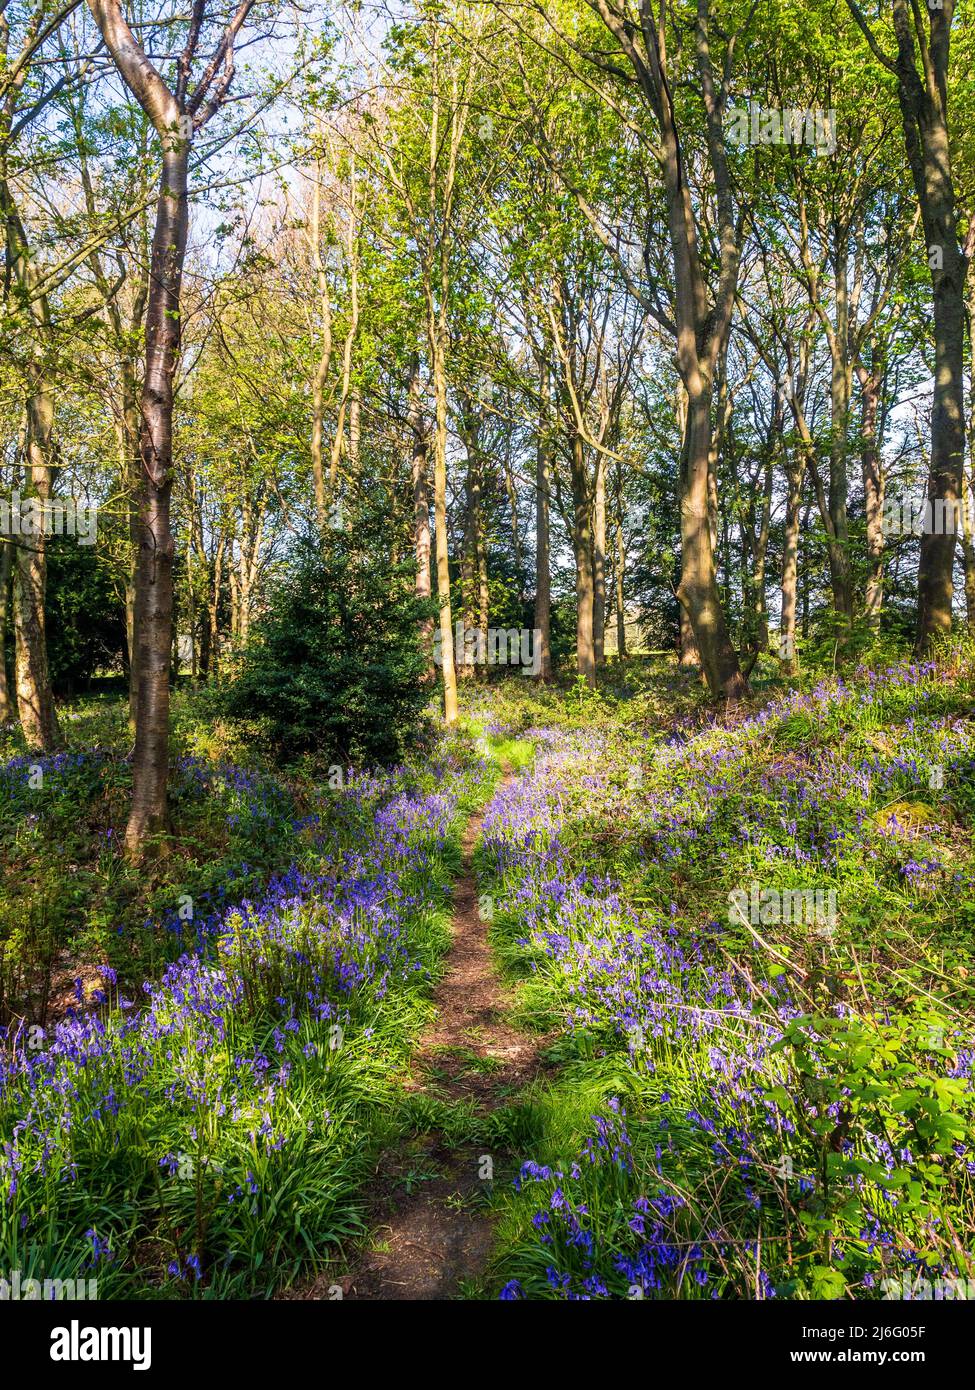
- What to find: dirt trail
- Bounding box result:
[302,775,550,1301]
[410,789,546,1103]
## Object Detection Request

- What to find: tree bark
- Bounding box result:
[960,469,975,627]
[122,363,142,724]
[825,240,854,636]
[408,354,434,670]
[476,472,489,678]
[308,156,333,529]
[613,470,626,660]
[570,431,596,686]
[87,0,256,848]
[125,141,188,849]
[742,445,773,655]
[847,0,966,649]
[76,112,147,728]
[857,349,885,628]
[964,226,975,627]
[14,376,61,751]
[329,155,361,494]
[431,336,457,722]
[679,606,700,670]
[534,367,553,680]
[459,445,478,681]
[593,454,606,665]
[678,385,747,699]
[0,178,61,750]
[0,537,11,723]
[894,2,967,652]
[780,455,805,676]
[582,0,748,700]
[207,531,225,680]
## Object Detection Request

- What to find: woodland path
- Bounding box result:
[301,773,551,1300]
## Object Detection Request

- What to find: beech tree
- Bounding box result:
[846,0,968,653]
[85,0,265,850]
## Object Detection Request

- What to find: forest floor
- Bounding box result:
[299,772,552,1300]
[5,653,975,1300]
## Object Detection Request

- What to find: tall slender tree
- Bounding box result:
[87,0,259,850]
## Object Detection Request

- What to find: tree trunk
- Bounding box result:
[14,380,61,751]
[457,401,486,679]
[879,0,966,651]
[0,538,11,723]
[329,156,361,494]
[309,157,333,528]
[915,270,966,650]
[587,0,747,699]
[534,369,553,680]
[965,231,975,627]
[0,180,61,750]
[677,386,748,700]
[476,484,489,679]
[207,532,225,680]
[186,536,197,680]
[679,606,700,670]
[826,244,853,638]
[121,360,142,724]
[235,505,263,647]
[857,354,885,628]
[503,458,523,601]
[745,451,773,654]
[570,432,595,686]
[960,469,975,627]
[125,143,188,852]
[349,390,361,470]
[197,532,212,679]
[780,456,804,676]
[408,355,434,668]
[428,309,458,723]
[459,454,478,681]
[613,488,626,660]
[593,455,606,665]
